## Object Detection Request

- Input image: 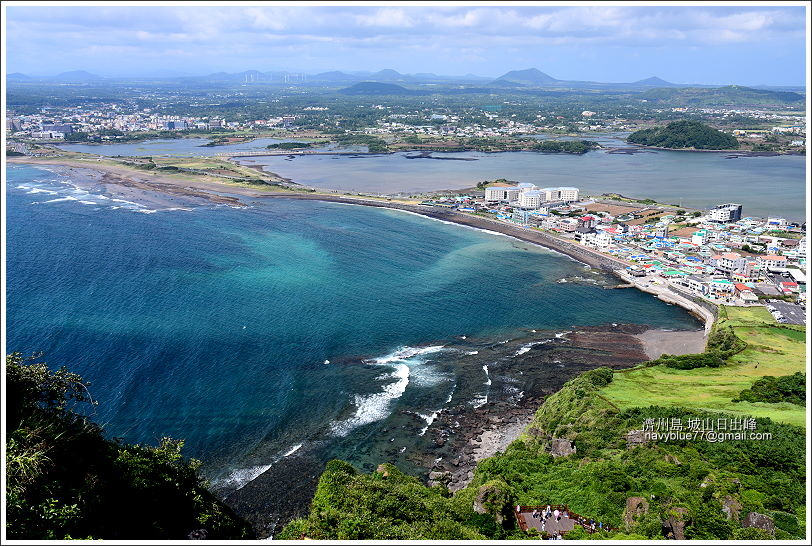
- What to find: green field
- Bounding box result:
[600,306,807,427]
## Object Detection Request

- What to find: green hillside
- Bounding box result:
[628,120,739,150]
[641,85,804,106]
[281,309,806,540]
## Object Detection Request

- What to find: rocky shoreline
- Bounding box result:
[9,157,710,539]
[415,324,659,492]
[216,322,691,537]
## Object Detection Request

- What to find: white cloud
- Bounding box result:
[355,8,414,28]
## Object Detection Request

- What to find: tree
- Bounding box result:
[6,353,253,540]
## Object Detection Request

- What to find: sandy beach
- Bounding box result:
[635,328,708,359]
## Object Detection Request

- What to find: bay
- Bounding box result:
[7,163,700,492]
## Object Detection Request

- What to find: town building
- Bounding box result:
[709,203,743,223]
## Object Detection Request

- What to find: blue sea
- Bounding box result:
[6,163,700,493]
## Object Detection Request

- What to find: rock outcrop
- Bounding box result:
[662,507,689,540]
[742,512,775,535]
[550,438,576,458]
[623,497,650,527]
[472,481,514,524]
[721,496,742,522]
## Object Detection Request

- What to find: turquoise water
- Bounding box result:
[7,163,700,489]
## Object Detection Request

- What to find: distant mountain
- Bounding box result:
[7,72,32,82]
[52,70,102,82]
[633,76,677,87]
[338,81,423,95]
[369,69,405,81]
[642,85,805,105]
[312,71,359,82]
[493,68,559,86]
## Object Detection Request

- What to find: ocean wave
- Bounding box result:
[283,443,303,457]
[42,196,78,204]
[330,363,410,437]
[555,331,572,339]
[417,410,440,436]
[483,364,492,386]
[212,463,273,491]
[514,339,552,357]
[27,188,59,195]
[365,344,445,365]
[211,442,306,491]
[465,350,479,356]
[445,384,456,405]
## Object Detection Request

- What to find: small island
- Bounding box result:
[627,120,739,150]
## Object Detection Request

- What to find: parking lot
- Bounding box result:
[765,301,807,325]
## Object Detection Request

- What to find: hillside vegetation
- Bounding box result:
[5,353,253,540]
[641,85,804,106]
[628,120,739,150]
[281,307,806,540]
[601,306,806,427]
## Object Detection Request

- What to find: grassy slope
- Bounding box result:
[280,305,806,540]
[600,306,806,427]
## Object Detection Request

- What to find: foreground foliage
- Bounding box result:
[5,353,253,540]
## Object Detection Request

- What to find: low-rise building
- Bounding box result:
[760,254,788,271]
[709,203,743,223]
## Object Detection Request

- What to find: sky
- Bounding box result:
[4,3,808,86]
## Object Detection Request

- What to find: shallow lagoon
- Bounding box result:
[58,133,806,220]
[244,148,806,220]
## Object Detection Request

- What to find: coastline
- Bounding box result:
[626,142,804,156]
[8,156,712,537]
[8,155,714,333]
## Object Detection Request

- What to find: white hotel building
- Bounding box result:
[485,183,579,209]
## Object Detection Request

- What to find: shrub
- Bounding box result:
[733,373,805,406]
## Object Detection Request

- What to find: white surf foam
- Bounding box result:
[212,441,307,491]
[42,196,78,204]
[330,363,410,437]
[417,410,440,436]
[483,364,492,386]
[366,345,445,365]
[283,443,303,457]
[214,464,273,491]
[445,385,456,405]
